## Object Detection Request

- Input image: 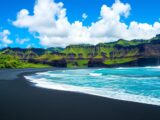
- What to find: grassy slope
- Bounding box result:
[19,63,51,68]
[0,54,51,69]
[37,53,64,61]
[67,60,88,68]
[63,45,95,58]
[62,40,148,67]
[103,58,138,65]
[63,39,146,58]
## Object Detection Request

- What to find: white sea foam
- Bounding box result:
[36,71,71,77]
[48,74,70,77]
[116,67,129,69]
[145,66,160,69]
[25,76,160,106]
[89,73,102,77]
[98,69,103,70]
[36,71,51,75]
[116,67,142,70]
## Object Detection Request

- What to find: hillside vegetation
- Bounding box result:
[0,54,51,69]
[1,34,160,68]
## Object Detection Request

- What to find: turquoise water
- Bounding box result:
[25,67,160,106]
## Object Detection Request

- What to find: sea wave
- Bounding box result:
[25,76,160,106]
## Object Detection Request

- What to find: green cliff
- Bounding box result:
[1,34,160,68]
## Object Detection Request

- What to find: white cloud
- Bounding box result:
[82,13,88,20]
[16,38,30,44]
[0,29,12,47]
[127,21,160,39]
[112,0,131,18]
[13,0,160,47]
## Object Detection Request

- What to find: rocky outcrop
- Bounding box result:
[28,58,67,68]
[88,59,105,67]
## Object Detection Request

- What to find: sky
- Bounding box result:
[0,0,160,48]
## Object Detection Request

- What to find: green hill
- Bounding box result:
[1,34,160,68]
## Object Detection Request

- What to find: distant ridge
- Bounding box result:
[1,34,160,68]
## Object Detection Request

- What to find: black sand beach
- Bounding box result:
[0,68,160,120]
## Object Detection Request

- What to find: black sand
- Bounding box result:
[0,68,160,120]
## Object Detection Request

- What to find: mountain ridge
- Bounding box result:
[1,34,160,68]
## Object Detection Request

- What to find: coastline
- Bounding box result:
[0,68,160,120]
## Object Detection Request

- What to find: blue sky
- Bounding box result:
[0,0,160,48]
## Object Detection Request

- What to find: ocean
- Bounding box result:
[25,67,160,106]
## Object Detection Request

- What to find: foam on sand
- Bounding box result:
[25,75,160,106]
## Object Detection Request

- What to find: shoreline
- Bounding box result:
[0,68,160,120]
[24,69,160,106]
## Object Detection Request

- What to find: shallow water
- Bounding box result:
[25,67,160,106]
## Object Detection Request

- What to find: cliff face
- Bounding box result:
[1,34,160,68]
[62,35,160,67]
